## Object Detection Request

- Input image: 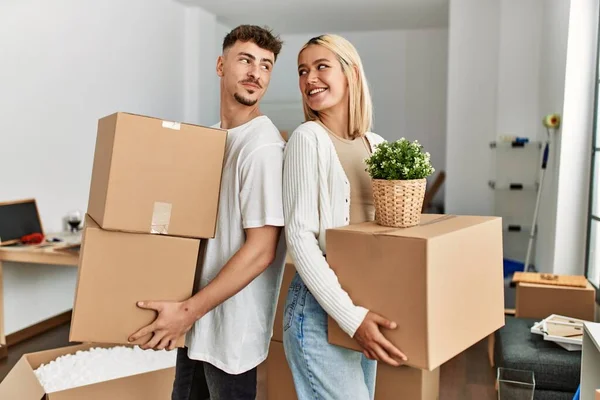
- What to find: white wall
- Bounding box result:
[445,0,500,216]
[552,0,598,276]
[0,0,220,334]
[263,29,449,205]
[535,0,572,273]
[446,0,597,276]
[184,7,220,126]
[496,1,543,139]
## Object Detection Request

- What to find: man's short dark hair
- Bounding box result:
[222,25,283,61]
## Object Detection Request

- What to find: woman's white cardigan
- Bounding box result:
[283,121,386,337]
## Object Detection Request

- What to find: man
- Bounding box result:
[128,25,286,400]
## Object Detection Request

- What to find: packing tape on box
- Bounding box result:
[162,120,181,130]
[374,215,456,235]
[151,202,172,234]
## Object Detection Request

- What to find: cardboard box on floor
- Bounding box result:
[375,364,439,400]
[265,340,439,400]
[326,214,505,371]
[515,280,596,321]
[266,341,297,400]
[0,344,175,400]
[70,214,202,347]
[87,112,227,239]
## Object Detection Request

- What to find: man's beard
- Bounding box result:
[234,93,258,107]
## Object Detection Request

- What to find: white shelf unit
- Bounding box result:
[489,140,542,271]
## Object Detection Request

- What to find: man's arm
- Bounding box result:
[187,225,281,319]
[129,142,285,350]
[129,225,281,350]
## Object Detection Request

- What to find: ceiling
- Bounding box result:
[177,0,449,34]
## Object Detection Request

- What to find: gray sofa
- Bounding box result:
[494,316,580,400]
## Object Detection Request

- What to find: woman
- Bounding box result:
[282,34,407,399]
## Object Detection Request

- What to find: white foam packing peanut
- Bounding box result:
[34,346,177,393]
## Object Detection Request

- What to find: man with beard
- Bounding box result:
[128,25,286,400]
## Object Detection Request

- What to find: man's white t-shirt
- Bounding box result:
[186,115,287,375]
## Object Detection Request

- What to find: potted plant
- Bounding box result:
[365,138,435,228]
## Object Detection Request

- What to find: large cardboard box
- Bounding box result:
[375,365,439,400]
[70,215,201,346]
[516,281,596,321]
[326,214,505,371]
[273,262,296,342]
[0,344,175,399]
[265,341,439,400]
[88,112,226,239]
[266,341,297,400]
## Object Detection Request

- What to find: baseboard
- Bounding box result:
[6,310,72,347]
[0,345,7,360]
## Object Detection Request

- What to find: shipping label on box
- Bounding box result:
[326,214,505,371]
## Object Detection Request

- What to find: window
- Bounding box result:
[585,28,600,290]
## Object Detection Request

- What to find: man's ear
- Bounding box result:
[216,55,225,77]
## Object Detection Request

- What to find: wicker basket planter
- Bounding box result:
[372,178,426,228]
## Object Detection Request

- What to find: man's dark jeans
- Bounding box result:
[171,347,257,400]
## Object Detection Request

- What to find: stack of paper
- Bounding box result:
[530,314,585,351]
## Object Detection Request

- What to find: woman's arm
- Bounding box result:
[283,129,368,337]
[284,128,407,366]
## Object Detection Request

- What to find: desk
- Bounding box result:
[581,322,600,400]
[0,244,79,266]
[0,234,80,359]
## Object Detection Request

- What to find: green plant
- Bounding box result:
[365,138,435,180]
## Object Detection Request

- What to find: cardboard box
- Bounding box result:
[87,112,226,239]
[375,365,439,400]
[272,262,296,342]
[596,388,600,400]
[516,281,596,321]
[70,215,201,346]
[265,341,439,400]
[0,344,175,399]
[326,214,505,371]
[266,341,297,400]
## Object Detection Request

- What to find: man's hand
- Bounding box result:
[353,311,408,367]
[128,300,196,351]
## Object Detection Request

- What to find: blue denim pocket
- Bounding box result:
[283,281,302,332]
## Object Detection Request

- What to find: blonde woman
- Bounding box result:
[282,34,407,399]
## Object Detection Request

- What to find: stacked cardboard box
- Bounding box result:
[322,214,504,397]
[0,112,227,398]
[69,112,227,347]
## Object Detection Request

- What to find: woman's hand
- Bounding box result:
[353,311,408,367]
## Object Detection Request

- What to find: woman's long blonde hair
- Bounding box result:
[299,34,373,139]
